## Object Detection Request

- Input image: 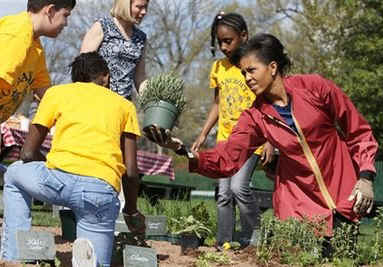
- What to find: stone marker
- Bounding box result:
[249,229,259,246]
[123,245,157,267]
[115,215,167,236]
[16,231,55,261]
[51,205,60,217]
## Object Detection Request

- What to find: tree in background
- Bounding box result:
[26,0,382,154]
[253,0,383,153]
[335,0,383,155]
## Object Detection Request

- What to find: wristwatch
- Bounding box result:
[175,145,194,159]
[359,170,375,182]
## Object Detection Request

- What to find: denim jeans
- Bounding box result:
[0,161,120,267]
[216,154,261,245]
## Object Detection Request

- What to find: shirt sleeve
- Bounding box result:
[32,87,59,128]
[209,60,218,89]
[319,75,378,174]
[192,109,266,178]
[31,41,51,90]
[123,101,141,137]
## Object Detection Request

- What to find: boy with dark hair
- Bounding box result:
[0,0,76,123]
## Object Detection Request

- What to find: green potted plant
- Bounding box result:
[138,72,186,131]
[171,215,212,254]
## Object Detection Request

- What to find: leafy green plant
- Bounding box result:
[330,220,359,260]
[256,214,326,266]
[195,251,231,267]
[138,72,186,113]
[372,207,383,261]
[171,215,212,239]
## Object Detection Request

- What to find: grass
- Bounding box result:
[138,197,218,239]
[31,206,60,227]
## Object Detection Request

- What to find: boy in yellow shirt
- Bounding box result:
[1,52,145,267]
[0,0,76,123]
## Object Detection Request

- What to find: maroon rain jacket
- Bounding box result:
[191,74,378,233]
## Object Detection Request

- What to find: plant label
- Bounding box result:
[115,215,167,236]
[123,245,157,267]
[145,216,167,236]
[16,231,55,260]
[250,229,259,246]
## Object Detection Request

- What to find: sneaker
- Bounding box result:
[72,238,97,267]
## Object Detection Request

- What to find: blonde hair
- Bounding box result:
[110,0,135,23]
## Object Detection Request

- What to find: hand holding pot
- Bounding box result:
[144,124,183,150]
[144,124,197,159]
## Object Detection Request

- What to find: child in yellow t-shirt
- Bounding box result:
[191,12,271,249]
[1,52,144,266]
[0,0,76,123]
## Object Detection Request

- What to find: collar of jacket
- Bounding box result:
[253,82,295,134]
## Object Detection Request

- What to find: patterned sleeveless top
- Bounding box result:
[98,16,146,99]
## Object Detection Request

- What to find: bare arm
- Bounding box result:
[191,88,219,151]
[32,87,48,101]
[120,133,140,214]
[80,22,104,53]
[134,45,147,94]
[120,132,146,234]
[21,124,49,162]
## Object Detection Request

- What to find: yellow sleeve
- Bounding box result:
[31,43,51,90]
[0,32,32,86]
[32,86,59,128]
[209,60,218,89]
[123,101,141,137]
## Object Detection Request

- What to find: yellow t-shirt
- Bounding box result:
[210,58,263,154]
[32,82,141,192]
[0,12,50,123]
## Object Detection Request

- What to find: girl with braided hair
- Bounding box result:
[191,12,273,249]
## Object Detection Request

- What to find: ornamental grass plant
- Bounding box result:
[138,72,186,114]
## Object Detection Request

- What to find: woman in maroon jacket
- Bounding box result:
[148,33,378,235]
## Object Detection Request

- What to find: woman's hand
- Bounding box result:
[143,124,183,151]
[348,178,374,215]
[260,141,274,166]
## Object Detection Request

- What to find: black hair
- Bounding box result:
[210,12,248,57]
[70,52,109,83]
[27,0,76,13]
[231,33,292,76]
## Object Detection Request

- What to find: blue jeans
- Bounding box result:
[0,161,120,267]
[216,154,260,245]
